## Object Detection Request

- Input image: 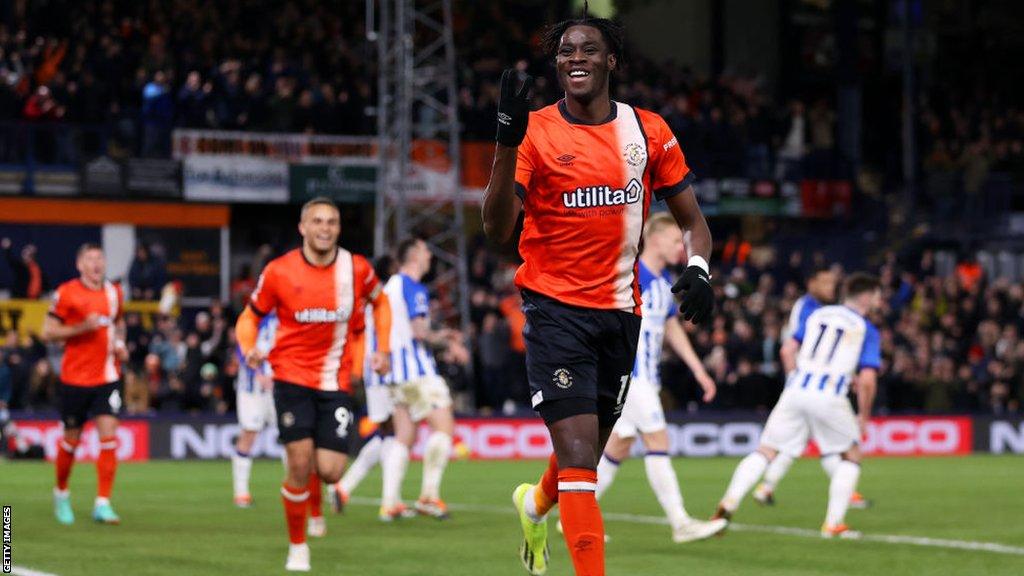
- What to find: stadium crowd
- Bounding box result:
[0,0,839,179]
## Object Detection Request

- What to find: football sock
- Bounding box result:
[644,452,691,527]
[558,468,605,576]
[721,452,770,512]
[96,436,117,499]
[421,431,452,501]
[594,452,620,500]
[381,436,409,509]
[339,433,383,495]
[762,453,794,491]
[55,437,78,491]
[232,449,253,498]
[280,482,310,544]
[526,452,559,522]
[307,472,323,518]
[825,460,860,527]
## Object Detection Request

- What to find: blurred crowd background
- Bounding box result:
[2,0,1024,419]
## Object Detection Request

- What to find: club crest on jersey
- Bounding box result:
[552,368,574,389]
[624,142,647,167]
[294,307,349,324]
[562,178,643,208]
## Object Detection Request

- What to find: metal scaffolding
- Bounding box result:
[372,0,470,336]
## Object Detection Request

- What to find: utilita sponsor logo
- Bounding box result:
[562,178,643,208]
[294,307,348,323]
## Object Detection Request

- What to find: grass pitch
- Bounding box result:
[4,455,1023,575]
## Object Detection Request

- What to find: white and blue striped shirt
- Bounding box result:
[789,305,881,396]
[235,312,278,393]
[783,293,822,342]
[383,273,438,384]
[632,261,677,384]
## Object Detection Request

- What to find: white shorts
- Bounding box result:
[393,375,452,423]
[365,383,395,424]
[237,388,277,432]
[761,387,860,458]
[612,377,666,439]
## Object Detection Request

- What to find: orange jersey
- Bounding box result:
[514,100,693,315]
[250,248,381,393]
[49,279,123,386]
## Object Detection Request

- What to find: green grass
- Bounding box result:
[3,455,1023,575]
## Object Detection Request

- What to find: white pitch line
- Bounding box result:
[348,496,1024,556]
[12,567,61,576]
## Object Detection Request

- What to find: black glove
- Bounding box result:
[496,68,534,147]
[672,265,714,324]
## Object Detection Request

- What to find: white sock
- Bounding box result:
[232,450,253,498]
[420,431,452,501]
[825,460,861,527]
[644,453,690,528]
[95,496,110,507]
[595,453,621,500]
[761,453,795,491]
[721,452,770,512]
[380,436,409,509]
[339,434,383,495]
[820,453,841,477]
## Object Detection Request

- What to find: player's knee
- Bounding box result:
[602,434,632,461]
[64,428,82,443]
[319,468,343,484]
[841,447,862,464]
[756,446,778,461]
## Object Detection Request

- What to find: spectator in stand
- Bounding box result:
[141,70,173,157]
[176,71,211,128]
[26,357,57,411]
[1,237,46,299]
[128,243,167,300]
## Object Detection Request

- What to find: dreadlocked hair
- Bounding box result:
[541,1,625,62]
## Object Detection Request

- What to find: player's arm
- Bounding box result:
[482,146,523,243]
[666,188,714,325]
[411,316,453,348]
[113,317,129,361]
[235,306,263,368]
[665,188,712,263]
[482,69,532,243]
[370,290,392,375]
[854,368,877,432]
[853,324,881,434]
[40,311,100,343]
[664,315,716,402]
[780,337,799,374]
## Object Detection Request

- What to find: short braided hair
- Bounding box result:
[541,2,625,63]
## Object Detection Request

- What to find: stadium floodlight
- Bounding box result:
[373,0,471,343]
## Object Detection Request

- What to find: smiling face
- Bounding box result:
[298,202,341,258]
[555,24,616,105]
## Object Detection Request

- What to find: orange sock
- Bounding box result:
[96,436,118,498]
[55,438,79,491]
[558,468,604,576]
[308,473,323,518]
[280,483,309,544]
[533,452,559,517]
